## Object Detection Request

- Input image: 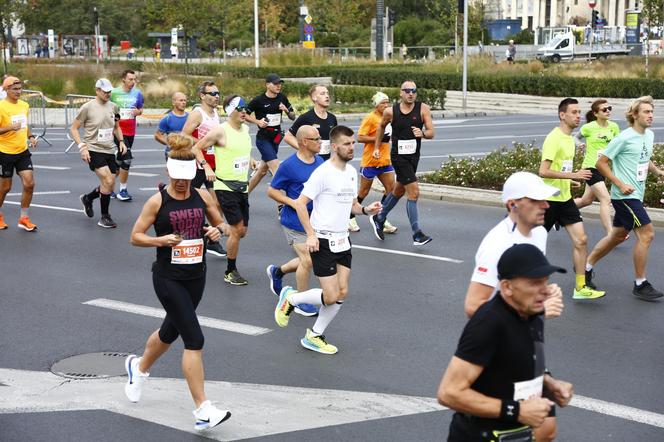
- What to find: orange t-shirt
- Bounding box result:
[358,110,391,168]
[0,99,29,154]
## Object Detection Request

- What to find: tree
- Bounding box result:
[642,0,664,36]
[261,0,287,46]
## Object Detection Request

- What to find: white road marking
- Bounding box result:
[127,172,159,177]
[3,201,83,213]
[83,298,271,336]
[139,187,159,191]
[352,244,463,264]
[572,394,664,429]
[32,165,70,170]
[6,190,70,196]
[420,152,491,159]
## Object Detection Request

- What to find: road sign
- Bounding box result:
[304,24,313,34]
[305,15,312,24]
[305,34,313,42]
[588,1,596,8]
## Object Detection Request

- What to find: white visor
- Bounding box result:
[166,158,197,180]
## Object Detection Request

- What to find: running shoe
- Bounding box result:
[274,286,295,327]
[0,214,7,230]
[300,328,338,355]
[124,354,149,403]
[572,286,606,300]
[632,281,664,301]
[117,189,133,201]
[193,400,231,431]
[80,194,94,218]
[110,191,116,199]
[97,215,117,229]
[224,270,248,285]
[369,214,385,240]
[294,303,319,317]
[17,216,37,232]
[383,220,398,234]
[585,269,596,289]
[348,218,360,232]
[413,230,433,246]
[266,264,283,296]
[207,241,227,257]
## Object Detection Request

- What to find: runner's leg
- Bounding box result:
[632,223,654,280]
[590,182,613,235]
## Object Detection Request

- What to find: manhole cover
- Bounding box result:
[51,352,129,380]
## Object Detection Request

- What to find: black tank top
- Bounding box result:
[153,188,207,280]
[391,101,423,157]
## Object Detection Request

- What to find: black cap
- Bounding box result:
[265,73,283,84]
[497,244,566,280]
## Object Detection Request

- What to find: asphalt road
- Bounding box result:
[1,114,664,441]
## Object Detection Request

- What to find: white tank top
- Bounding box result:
[194,107,220,166]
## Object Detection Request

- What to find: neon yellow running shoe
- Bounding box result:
[573,286,606,300]
[300,328,338,354]
[274,286,295,327]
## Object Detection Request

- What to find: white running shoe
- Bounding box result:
[383,219,398,234]
[193,400,232,431]
[348,218,360,232]
[124,354,149,403]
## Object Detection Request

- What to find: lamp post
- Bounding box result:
[93,7,100,64]
[254,0,260,67]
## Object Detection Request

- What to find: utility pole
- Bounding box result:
[94,7,100,64]
[376,0,384,60]
[254,0,260,67]
[462,0,468,109]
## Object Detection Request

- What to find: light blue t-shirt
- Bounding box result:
[270,153,324,232]
[603,127,654,201]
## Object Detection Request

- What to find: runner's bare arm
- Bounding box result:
[244,112,267,128]
[114,120,126,154]
[283,131,298,149]
[373,107,393,150]
[538,159,590,181]
[267,187,293,207]
[181,111,202,137]
[464,282,495,318]
[648,161,664,178]
[154,130,168,146]
[437,356,500,417]
[130,194,175,247]
[420,104,435,139]
[351,199,381,216]
[596,155,632,194]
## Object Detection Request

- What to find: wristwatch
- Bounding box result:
[200,159,207,166]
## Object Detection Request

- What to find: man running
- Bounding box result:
[369,80,435,246]
[71,78,126,229]
[0,76,39,231]
[193,95,255,286]
[155,92,188,159]
[586,96,664,301]
[267,125,325,317]
[351,91,398,234]
[539,98,605,300]
[110,69,144,201]
[273,125,382,354]
[126,133,231,431]
[246,73,296,193]
[182,81,226,257]
[284,84,337,161]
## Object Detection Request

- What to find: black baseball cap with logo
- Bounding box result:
[265,73,284,84]
[498,244,566,280]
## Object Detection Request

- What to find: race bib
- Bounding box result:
[596,149,605,162]
[513,375,543,401]
[398,139,417,155]
[119,108,134,120]
[561,160,573,173]
[233,156,250,173]
[171,238,204,264]
[11,114,27,129]
[637,162,648,182]
[328,233,351,253]
[266,113,281,127]
[97,128,113,143]
[320,140,331,155]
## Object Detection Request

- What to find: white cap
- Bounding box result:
[372,91,389,107]
[166,158,197,180]
[501,171,560,203]
[95,78,113,92]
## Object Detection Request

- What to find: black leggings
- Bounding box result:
[153,273,206,350]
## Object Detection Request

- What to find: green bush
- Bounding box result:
[421,143,664,208]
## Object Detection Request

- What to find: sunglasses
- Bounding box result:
[402,88,417,94]
[306,137,322,142]
[600,106,612,112]
[235,106,248,112]
[204,91,220,97]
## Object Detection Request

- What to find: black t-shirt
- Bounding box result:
[454,294,545,430]
[288,108,337,140]
[247,92,293,140]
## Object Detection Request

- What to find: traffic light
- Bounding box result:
[591,10,599,28]
[388,9,396,28]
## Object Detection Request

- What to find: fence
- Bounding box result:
[21,89,52,146]
[64,94,95,153]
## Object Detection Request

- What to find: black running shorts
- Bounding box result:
[0,150,33,178]
[88,151,118,174]
[216,190,249,226]
[391,153,419,185]
[612,199,651,231]
[311,237,352,277]
[544,198,583,231]
[114,135,134,170]
[585,167,606,186]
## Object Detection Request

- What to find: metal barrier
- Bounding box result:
[22,89,52,146]
[64,94,95,152]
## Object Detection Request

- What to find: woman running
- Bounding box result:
[125,133,231,431]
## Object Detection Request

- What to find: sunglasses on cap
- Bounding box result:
[401,88,417,94]
[204,91,220,97]
[600,106,612,112]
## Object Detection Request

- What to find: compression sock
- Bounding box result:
[226,258,237,274]
[87,186,100,201]
[100,192,111,215]
[120,183,127,192]
[288,288,324,306]
[377,193,400,222]
[406,199,420,233]
[312,301,343,336]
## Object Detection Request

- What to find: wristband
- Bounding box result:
[500,400,520,423]
[361,206,367,215]
[118,139,125,144]
[28,135,35,139]
[78,142,87,150]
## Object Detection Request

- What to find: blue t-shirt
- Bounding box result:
[270,153,324,231]
[158,111,189,134]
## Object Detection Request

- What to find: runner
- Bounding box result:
[182,81,226,257]
[438,244,574,441]
[574,99,620,235]
[369,80,435,246]
[246,73,296,194]
[267,125,325,317]
[125,133,231,431]
[193,94,255,286]
[71,78,126,229]
[155,92,188,159]
[539,98,605,300]
[0,76,39,232]
[586,96,664,301]
[273,125,382,354]
[350,91,398,234]
[110,69,144,201]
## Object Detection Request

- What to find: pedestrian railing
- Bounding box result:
[22,89,52,146]
[64,94,95,152]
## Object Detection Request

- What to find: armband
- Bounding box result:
[500,400,520,423]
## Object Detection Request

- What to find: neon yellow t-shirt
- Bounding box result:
[541,127,575,202]
[580,120,620,169]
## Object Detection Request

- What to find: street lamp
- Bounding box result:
[93,7,100,64]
